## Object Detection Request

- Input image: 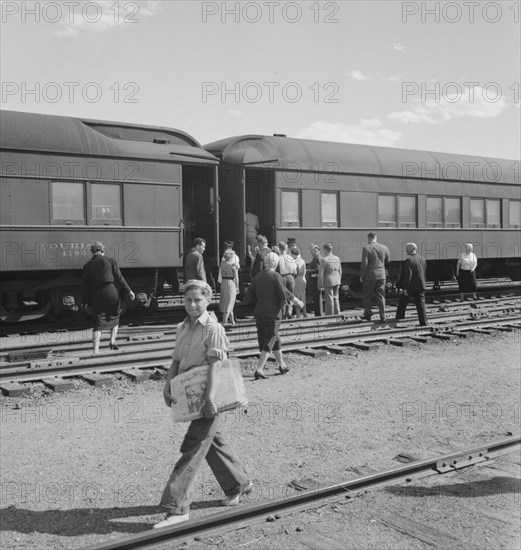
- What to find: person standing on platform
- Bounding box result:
[307,245,322,316]
[395,243,428,326]
[219,250,239,326]
[277,242,297,318]
[319,243,342,316]
[242,252,303,379]
[82,242,135,354]
[156,280,252,528]
[456,243,478,301]
[291,247,307,318]
[245,210,259,251]
[248,235,271,279]
[217,241,240,285]
[360,232,390,322]
[184,238,207,283]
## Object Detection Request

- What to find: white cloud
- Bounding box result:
[388,86,508,124]
[393,42,407,53]
[228,109,242,117]
[296,119,402,147]
[383,75,403,82]
[52,1,161,36]
[349,70,368,81]
[54,26,79,38]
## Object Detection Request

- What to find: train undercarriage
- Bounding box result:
[0,267,179,323]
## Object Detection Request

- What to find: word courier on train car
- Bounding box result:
[170,358,248,423]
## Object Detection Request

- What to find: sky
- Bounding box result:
[1,0,520,159]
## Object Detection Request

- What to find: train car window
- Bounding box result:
[470,199,485,228]
[90,184,122,225]
[426,197,443,227]
[486,199,501,228]
[444,197,461,228]
[509,200,521,228]
[51,181,85,224]
[321,192,339,227]
[398,196,417,227]
[378,195,396,227]
[281,190,300,227]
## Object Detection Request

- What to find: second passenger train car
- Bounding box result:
[205,134,521,289]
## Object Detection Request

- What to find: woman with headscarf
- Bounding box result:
[456,243,478,301]
[82,242,135,353]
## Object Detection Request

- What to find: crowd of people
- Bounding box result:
[81,234,479,352]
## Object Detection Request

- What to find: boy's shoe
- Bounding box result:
[153,513,190,529]
[221,482,254,506]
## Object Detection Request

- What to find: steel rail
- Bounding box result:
[2,296,519,359]
[82,435,521,550]
[1,312,519,385]
[1,302,519,371]
[1,283,518,339]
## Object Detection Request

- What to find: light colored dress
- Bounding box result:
[293,256,307,303]
[219,260,239,313]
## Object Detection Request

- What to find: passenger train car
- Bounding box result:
[0,111,219,322]
[206,135,521,290]
[1,111,520,322]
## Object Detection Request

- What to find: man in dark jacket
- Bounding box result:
[307,245,322,316]
[242,252,303,379]
[184,238,207,282]
[395,242,427,326]
[360,232,390,322]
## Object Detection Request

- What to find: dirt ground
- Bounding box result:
[0,330,520,550]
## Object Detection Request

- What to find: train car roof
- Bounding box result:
[205,135,520,185]
[0,110,219,165]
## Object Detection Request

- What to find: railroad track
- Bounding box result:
[1,294,518,355]
[1,281,519,338]
[82,435,521,550]
[0,296,519,394]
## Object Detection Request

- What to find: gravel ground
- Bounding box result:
[1,330,520,550]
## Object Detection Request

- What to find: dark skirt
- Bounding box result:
[255,316,281,352]
[457,270,477,293]
[91,283,121,330]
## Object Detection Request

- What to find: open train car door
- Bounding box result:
[182,164,220,277]
[217,162,246,262]
[245,167,275,247]
[205,136,278,265]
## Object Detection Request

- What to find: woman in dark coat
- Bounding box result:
[82,242,135,353]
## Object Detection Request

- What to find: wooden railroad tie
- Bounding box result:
[81,373,114,387]
[122,368,152,382]
[297,348,330,358]
[42,376,74,392]
[0,382,30,397]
